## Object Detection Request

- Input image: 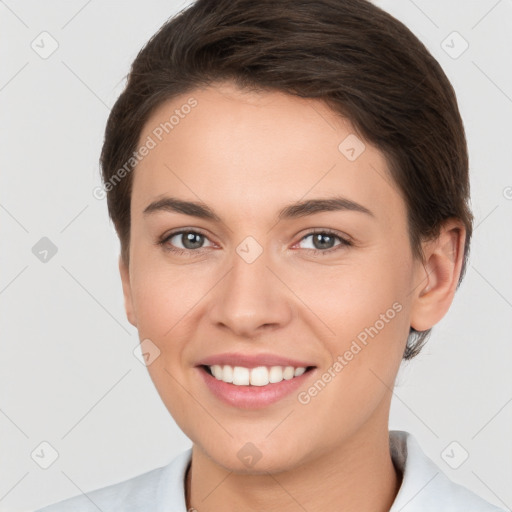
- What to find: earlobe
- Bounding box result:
[410,219,466,332]
[119,255,137,327]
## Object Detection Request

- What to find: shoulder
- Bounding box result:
[34,466,166,512]
[389,430,506,512]
[33,447,192,512]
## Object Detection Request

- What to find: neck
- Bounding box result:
[185,422,402,512]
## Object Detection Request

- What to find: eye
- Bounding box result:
[157,228,352,256]
[158,229,214,255]
[296,230,352,254]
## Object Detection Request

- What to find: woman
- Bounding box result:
[35,0,505,510]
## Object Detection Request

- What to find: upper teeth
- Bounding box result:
[208,365,307,386]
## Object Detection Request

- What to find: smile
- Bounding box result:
[198,364,316,409]
[205,364,311,386]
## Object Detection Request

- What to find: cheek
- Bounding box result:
[128,265,204,427]
[289,249,411,337]
[294,276,409,447]
[129,241,208,331]
[295,248,412,395]
[128,257,221,381]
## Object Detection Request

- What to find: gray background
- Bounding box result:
[1,1,511,511]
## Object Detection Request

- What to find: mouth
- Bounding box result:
[200,364,316,386]
[196,363,317,409]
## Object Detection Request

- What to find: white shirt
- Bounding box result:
[35,430,506,511]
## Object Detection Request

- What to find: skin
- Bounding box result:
[119,81,465,512]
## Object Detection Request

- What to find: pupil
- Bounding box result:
[314,233,334,250]
[183,232,203,249]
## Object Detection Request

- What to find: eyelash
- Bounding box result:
[157,228,353,256]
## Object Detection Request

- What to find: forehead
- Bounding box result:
[132,82,404,225]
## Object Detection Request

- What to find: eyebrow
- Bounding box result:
[143,195,374,221]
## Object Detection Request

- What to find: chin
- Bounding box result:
[198,435,312,475]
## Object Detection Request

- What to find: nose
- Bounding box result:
[208,243,293,338]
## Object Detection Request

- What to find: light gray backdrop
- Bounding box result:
[1,1,511,511]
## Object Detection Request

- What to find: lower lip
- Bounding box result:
[197,366,316,409]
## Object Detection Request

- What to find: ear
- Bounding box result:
[410,218,466,332]
[119,255,137,327]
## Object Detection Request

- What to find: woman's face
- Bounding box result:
[121,81,426,472]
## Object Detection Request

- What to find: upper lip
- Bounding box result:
[196,352,316,369]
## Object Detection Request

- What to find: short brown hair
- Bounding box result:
[100,0,473,360]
